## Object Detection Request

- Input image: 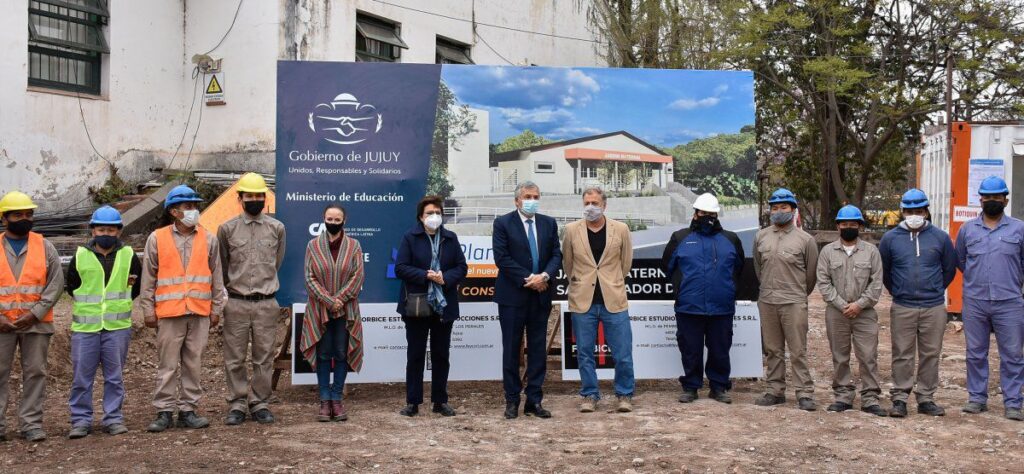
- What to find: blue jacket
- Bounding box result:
[661,227,745,316]
[879,222,958,308]
[394,224,468,321]
[492,210,562,308]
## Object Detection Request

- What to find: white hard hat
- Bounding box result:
[693,193,721,213]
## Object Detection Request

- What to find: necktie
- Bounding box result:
[526,219,540,274]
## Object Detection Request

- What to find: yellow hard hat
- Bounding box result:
[237,172,269,193]
[0,191,38,215]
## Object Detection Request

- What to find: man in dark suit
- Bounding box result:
[492,181,562,419]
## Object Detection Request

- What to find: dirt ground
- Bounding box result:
[2,292,1023,473]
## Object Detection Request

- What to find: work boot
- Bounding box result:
[399,404,419,417]
[504,401,519,419]
[755,393,785,407]
[252,408,275,424]
[861,404,887,417]
[1006,408,1024,421]
[798,398,817,411]
[433,403,456,417]
[962,401,988,414]
[147,411,174,433]
[917,401,945,416]
[889,400,908,418]
[67,426,90,439]
[104,423,128,436]
[332,401,348,422]
[176,411,210,429]
[317,401,332,422]
[826,402,852,412]
[678,389,698,403]
[21,429,46,442]
[579,397,597,413]
[709,390,732,404]
[224,409,246,426]
[616,396,633,413]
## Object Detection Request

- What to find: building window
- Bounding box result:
[534,161,555,173]
[436,36,473,65]
[581,164,598,178]
[28,0,109,95]
[355,13,407,62]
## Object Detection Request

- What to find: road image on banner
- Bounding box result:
[277,62,758,384]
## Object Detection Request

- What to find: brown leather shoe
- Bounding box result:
[317,401,331,422]
[331,400,348,422]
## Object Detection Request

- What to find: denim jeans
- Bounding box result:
[572,304,635,399]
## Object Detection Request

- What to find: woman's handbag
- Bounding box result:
[404,288,432,318]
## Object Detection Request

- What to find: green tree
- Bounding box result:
[493,130,552,153]
[428,81,477,197]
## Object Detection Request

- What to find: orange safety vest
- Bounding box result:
[0,232,53,323]
[154,225,213,318]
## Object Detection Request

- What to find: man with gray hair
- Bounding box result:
[492,181,562,419]
[561,186,635,413]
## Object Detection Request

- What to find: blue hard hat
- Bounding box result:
[900,188,929,209]
[90,205,123,226]
[768,188,798,206]
[164,185,204,209]
[835,204,864,223]
[979,176,1009,195]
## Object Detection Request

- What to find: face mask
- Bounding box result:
[904,215,926,229]
[840,228,859,242]
[179,209,200,228]
[243,200,264,216]
[5,219,33,236]
[583,205,604,222]
[325,222,344,236]
[521,199,540,217]
[982,200,1005,217]
[423,214,443,231]
[770,211,794,226]
[94,235,118,250]
[692,215,719,235]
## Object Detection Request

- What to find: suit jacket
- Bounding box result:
[561,218,632,313]
[492,210,562,307]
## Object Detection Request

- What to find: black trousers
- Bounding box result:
[499,299,549,405]
[675,312,734,392]
[404,317,454,405]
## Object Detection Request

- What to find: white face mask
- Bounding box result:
[180,209,200,228]
[904,215,926,229]
[583,204,604,222]
[423,214,442,231]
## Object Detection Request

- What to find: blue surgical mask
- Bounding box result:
[521,199,540,216]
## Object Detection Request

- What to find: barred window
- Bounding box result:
[436,37,473,65]
[355,14,407,63]
[28,0,109,94]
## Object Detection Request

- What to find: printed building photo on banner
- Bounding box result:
[276,61,761,385]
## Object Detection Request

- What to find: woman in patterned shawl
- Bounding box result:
[301,204,364,422]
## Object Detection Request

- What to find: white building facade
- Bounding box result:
[0,0,605,212]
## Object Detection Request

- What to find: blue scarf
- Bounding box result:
[427,232,447,315]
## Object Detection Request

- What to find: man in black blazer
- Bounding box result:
[492,181,562,419]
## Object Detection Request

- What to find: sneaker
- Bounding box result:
[616,396,633,413]
[176,411,210,429]
[579,397,596,413]
[861,404,887,417]
[1006,408,1024,421]
[678,389,698,404]
[21,429,46,442]
[826,402,852,412]
[709,390,732,404]
[224,409,246,426]
[917,401,945,416]
[251,408,275,424]
[798,398,817,411]
[147,411,174,433]
[755,393,786,406]
[962,401,988,414]
[889,400,908,418]
[104,423,128,435]
[67,426,90,439]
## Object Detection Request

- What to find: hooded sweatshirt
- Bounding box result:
[878,221,958,308]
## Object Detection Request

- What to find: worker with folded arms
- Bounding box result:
[217,173,286,426]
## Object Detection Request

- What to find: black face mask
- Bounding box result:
[324,223,344,236]
[840,228,859,242]
[982,200,1005,217]
[243,200,264,216]
[94,235,118,250]
[691,215,721,235]
[5,219,33,237]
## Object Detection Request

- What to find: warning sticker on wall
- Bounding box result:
[968,158,1003,206]
[204,73,225,106]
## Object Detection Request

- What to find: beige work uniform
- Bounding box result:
[139,225,225,412]
[0,237,62,434]
[217,213,286,414]
[816,239,883,407]
[753,222,818,399]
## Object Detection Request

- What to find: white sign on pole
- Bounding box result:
[560,301,764,381]
[968,158,1004,206]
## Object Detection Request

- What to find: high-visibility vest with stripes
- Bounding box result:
[71,246,133,332]
[0,232,53,323]
[154,225,213,318]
